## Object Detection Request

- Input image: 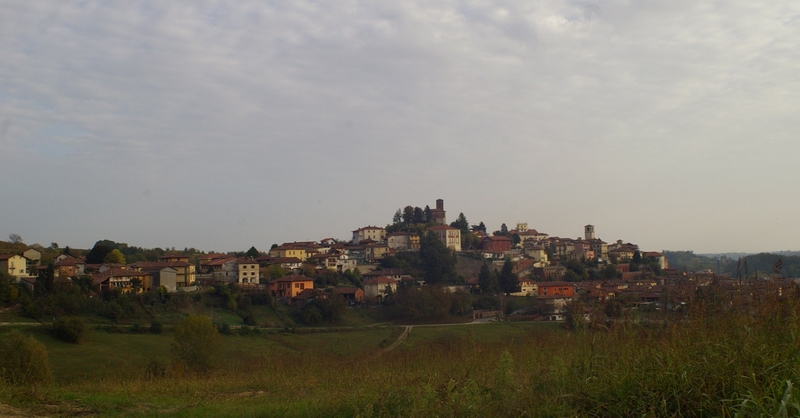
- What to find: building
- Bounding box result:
[386,232,420,251]
[269,244,310,262]
[22,248,41,263]
[269,274,314,299]
[427,225,462,252]
[429,199,447,225]
[92,267,152,292]
[538,282,575,297]
[0,254,28,278]
[480,236,512,255]
[352,226,386,245]
[130,261,195,288]
[363,277,397,301]
[584,224,595,240]
[236,258,260,283]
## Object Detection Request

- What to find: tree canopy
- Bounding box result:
[419,232,457,284]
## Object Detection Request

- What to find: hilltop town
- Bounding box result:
[0,199,792,324]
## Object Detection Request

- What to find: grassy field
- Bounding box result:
[4,301,800,417]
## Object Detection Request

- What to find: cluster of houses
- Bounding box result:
[6,198,787,320]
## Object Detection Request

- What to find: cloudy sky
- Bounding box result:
[2,1,799,254]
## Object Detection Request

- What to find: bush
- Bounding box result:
[53,317,86,344]
[0,330,53,385]
[150,320,163,334]
[172,315,223,373]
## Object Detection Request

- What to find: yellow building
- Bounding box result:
[0,254,28,278]
[269,245,309,262]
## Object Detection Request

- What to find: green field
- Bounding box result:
[3,303,800,417]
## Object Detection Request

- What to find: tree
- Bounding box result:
[53,317,86,344]
[501,223,509,235]
[413,207,424,224]
[402,206,414,224]
[632,250,642,264]
[103,249,126,264]
[419,232,456,285]
[35,264,55,296]
[498,259,520,295]
[424,205,432,223]
[478,263,499,295]
[86,241,113,264]
[172,315,223,374]
[0,331,52,385]
[8,233,22,244]
[450,213,469,232]
[245,246,260,258]
[393,209,402,224]
[50,242,59,249]
[472,222,487,233]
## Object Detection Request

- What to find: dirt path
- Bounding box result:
[383,326,412,352]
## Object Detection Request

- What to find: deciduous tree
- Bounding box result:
[171,315,223,374]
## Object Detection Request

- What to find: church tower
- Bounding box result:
[584,224,595,240]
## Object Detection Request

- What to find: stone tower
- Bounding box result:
[584,224,595,240]
[430,199,447,225]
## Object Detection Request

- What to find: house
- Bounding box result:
[386,232,420,251]
[0,254,28,278]
[362,269,403,282]
[352,226,386,245]
[332,287,365,304]
[236,258,260,284]
[269,274,314,300]
[54,256,85,278]
[22,248,41,264]
[269,244,310,262]
[130,261,196,288]
[149,267,178,292]
[533,265,567,281]
[643,252,668,270]
[365,243,391,262]
[291,288,328,308]
[427,225,462,252]
[480,235,512,257]
[363,277,397,301]
[517,228,549,243]
[511,277,538,296]
[538,282,575,297]
[92,268,152,292]
[523,244,549,266]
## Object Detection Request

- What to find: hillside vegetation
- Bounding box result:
[3,292,800,416]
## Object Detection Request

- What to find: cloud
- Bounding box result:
[1,0,800,252]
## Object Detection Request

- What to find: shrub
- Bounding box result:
[0,330,53,385]
[149,320,163,334]
[217,323,232,335]
[53,317,86,344]
[172,315,223,373]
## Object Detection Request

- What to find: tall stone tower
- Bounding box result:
[430,199,447,225]
[584,224,595,240]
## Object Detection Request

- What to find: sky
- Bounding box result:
[2,1,800,254]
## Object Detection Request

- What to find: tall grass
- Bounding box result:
[4,295,800,416]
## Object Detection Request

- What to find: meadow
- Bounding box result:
[3,299,800,417]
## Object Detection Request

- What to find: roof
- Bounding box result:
[0,254,23,260]
[364,277,396,285]
[353,226,384,232]
[92,268,151,284]
[271,274,313,283]
[130,261,191,269]
[333,287,363,295]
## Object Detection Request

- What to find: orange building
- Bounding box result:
[269,274,314,299]
[537,282,575,297]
